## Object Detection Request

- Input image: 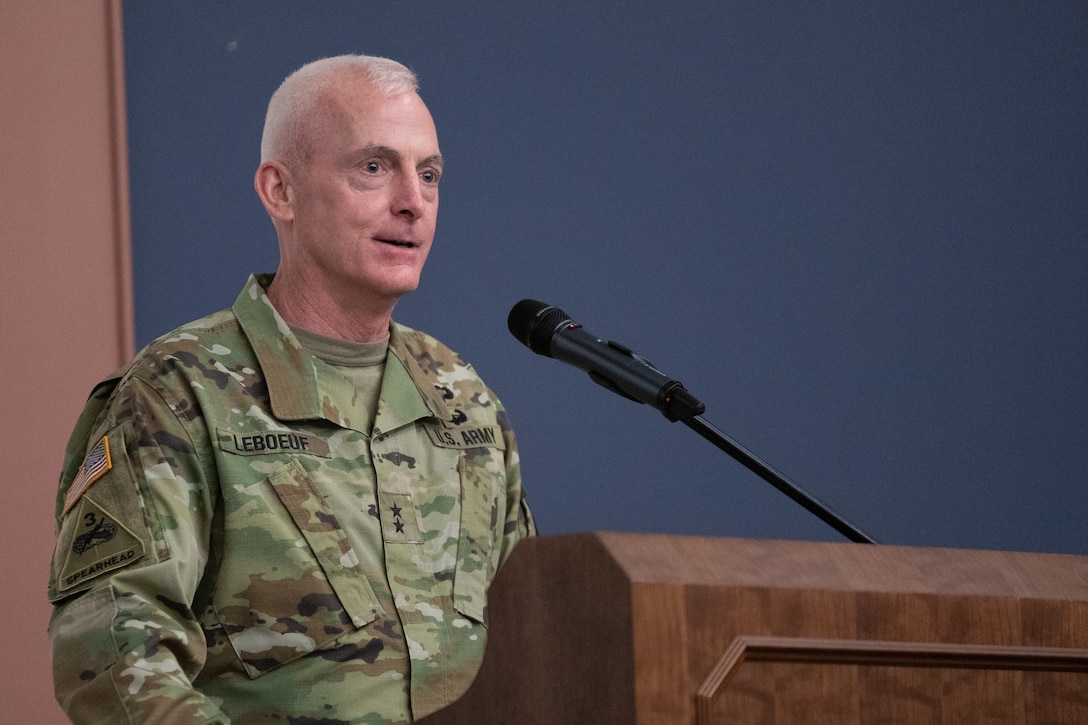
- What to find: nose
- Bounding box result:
[391,171,427,220]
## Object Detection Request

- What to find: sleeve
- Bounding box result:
[493,393,537,568]
[48,376,230,724]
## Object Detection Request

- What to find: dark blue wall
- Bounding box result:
[123,1,1088,554]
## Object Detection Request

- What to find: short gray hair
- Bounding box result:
[259,54,419,165]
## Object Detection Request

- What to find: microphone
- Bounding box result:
[507,299,878,543]
[507,299,705,422]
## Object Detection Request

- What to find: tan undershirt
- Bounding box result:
[291,326,389,419]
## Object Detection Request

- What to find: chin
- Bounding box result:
[375,277,422,301]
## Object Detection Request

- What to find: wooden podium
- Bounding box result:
[418,532,1088,724]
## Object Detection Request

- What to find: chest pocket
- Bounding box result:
[421,419,508,624]
[212,459,383,678]
[452,445,507,624]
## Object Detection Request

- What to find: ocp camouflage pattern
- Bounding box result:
[48,274,536,724]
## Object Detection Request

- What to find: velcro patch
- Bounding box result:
[56,496,145,593]
[62,436,112,518]
[424,423,505,450]
[379,492,422,543]
[217,428,331,458]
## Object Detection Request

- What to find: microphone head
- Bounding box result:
[507,299,573,357]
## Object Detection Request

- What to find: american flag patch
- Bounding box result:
[62,436,112,518]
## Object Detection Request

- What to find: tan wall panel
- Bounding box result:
[0,1,132,721]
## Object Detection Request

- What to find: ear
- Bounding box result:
[254,161,295,222]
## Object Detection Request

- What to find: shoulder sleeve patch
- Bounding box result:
[50,427,156,602]
[55,495,145,594]
[62,435,112,518]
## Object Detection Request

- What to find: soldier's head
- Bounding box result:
[254,54,443,314]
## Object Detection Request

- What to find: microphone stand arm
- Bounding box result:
[681,413,879,544]
[535,322,878,544]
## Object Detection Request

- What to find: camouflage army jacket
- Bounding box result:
[48,274,536,724]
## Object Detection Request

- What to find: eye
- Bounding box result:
[364,161,382,174]
[420,169,440,185]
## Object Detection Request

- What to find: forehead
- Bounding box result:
[311,77,440,158]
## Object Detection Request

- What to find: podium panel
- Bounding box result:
[418,533,1088,724]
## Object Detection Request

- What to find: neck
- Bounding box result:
[267,268,396,343]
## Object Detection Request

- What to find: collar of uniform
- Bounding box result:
[380,324,452,432]
[232,274,450,431]
[232,274,325,423]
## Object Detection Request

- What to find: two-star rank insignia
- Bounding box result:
[390,504,406,533]
[380,493,421,542]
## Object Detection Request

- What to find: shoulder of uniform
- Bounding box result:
[119,308,248,385]
[389,322,504,421]
[390,322,478,382]
[134,308,240,359]
[390,322,465,367]
[64,308,243,464]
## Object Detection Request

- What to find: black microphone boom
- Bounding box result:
[507,298,879,544]
[506,299,705,422]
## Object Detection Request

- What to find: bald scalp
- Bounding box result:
[260,55,419,170]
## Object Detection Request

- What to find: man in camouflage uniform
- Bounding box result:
[48,55,535,724]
